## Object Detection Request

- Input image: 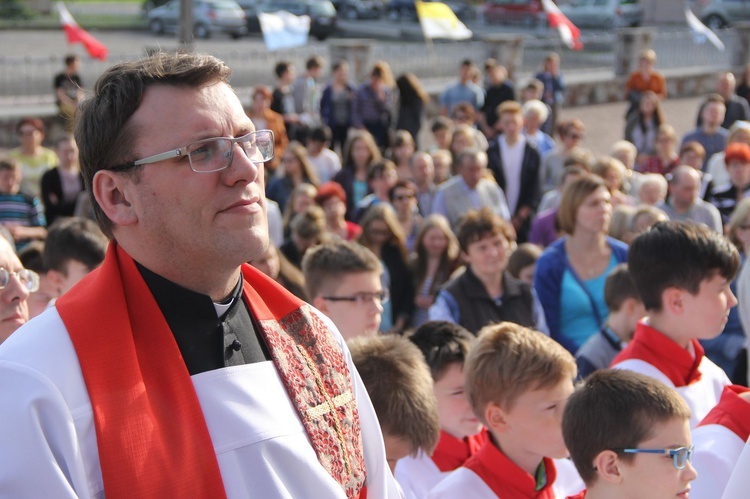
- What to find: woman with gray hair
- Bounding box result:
[522,99,555,157]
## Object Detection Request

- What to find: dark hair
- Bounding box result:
[388,179,416,202]
[75,52,231,239]
[309,125,332,144]
[456,208,516,253]
[604,263,641,311]
[274,61,291,79]
[43,217,108,274]
[64,54,78,67]
[409,321,475,381]
[397,72,429,105]
[18,241,46,273]
[507,243,542,279]
[431,116,453,133]
[306,56,323,71]
[628,221,740,311]
[563,370,691,484]
[0,158,19,173]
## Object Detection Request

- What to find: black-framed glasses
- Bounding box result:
[321,290,390,305]
[0,267,40,293]
[110,129,274,173]
[615,445,694,470]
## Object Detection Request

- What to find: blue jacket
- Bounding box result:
[533,236,628,353]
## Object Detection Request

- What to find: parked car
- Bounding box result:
[387,0,472,22]
[147,0,248,39]
[332,0,383,20]
[558,0,643,29]
[696,0,750,29]
[481,0,545,27]
[246,0,338,40]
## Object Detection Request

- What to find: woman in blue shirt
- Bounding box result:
[534,175,628,353]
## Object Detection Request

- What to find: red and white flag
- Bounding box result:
[541,0,583,51]
[57,2,108,60]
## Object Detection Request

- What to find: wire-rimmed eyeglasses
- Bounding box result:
[615,445,694,470]
[109,129,275,173]
[321,290,390,305]
[0,267,40,293]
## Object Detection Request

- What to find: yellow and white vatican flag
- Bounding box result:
[415,1,472,41]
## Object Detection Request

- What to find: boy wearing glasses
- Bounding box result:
[302,240,385,340]
[562,369,696,499]
[611,221,739,427]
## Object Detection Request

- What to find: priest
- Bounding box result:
[0,52,399,498]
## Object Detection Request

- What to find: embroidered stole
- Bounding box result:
[57,243,366,498]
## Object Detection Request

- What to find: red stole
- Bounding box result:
[464,437,557,499]
[611,322,704,387]
[698,385,750,441]
[56,244,366,498]
[431,429,487,472]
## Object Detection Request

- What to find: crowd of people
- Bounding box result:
[1,47,750,498]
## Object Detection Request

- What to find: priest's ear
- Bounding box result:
[92,169,138,227]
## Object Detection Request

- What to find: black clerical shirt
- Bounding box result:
[138,264,271,375]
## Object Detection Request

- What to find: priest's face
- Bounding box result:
[0,238,30,344]
[103,82,268,298]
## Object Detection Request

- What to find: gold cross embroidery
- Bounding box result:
[297,344,354,476]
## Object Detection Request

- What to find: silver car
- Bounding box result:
[698,0,750,29]
[147,0,248,39]
[559,0,643,29]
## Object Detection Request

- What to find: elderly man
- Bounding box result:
[698,72,750,130]
[0,52,398,498]
[0,236,36,343]
[658,165,722,233]
[431,149,510,229]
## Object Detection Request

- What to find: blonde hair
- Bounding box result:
[465,322,576,425]
[358,203,408,259]
[281,141,320,186]
[727,197,750,249]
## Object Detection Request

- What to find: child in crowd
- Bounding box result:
[576,264,645,379]
[301,240,384,340]
[691,384,750,499]
[562,369,696,499]
[395,321,484,498]
[507,243,543,285]
[306,125,341,183]
[42,217,107,303]
[428,322,581,499]
[0,158,46,250]
[430,117,454,152]
[348,334,440,476]
[279,205,327,269]
[612,220,739,427]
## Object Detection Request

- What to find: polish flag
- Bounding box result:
[541,0,583,51]
[57,2,109,60]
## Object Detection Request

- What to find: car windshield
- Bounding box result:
[210,0,241,10]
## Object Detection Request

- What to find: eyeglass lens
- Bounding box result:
[187,130,274,172]
[0,267,39,292]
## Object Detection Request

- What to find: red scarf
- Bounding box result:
[698,385,750,441]
[611,322,704,387]
[431,429,487,472]
[464,437,557,499]
[57,244,366,498]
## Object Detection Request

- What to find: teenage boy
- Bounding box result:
[396,321,485,498]
[0,157,47,250]
[562,369,696,499]
[428,208,547,335]
[301,240,385,340]
[348,334,440,476]
[428,322,580,499]
[576,264,645,378]
[611,220,740,427]
[691,384,750,499]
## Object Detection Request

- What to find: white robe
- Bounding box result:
[0,306,400,498]
[721,437,750,499]
[612,358,729,428]
[692,425,746,499]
